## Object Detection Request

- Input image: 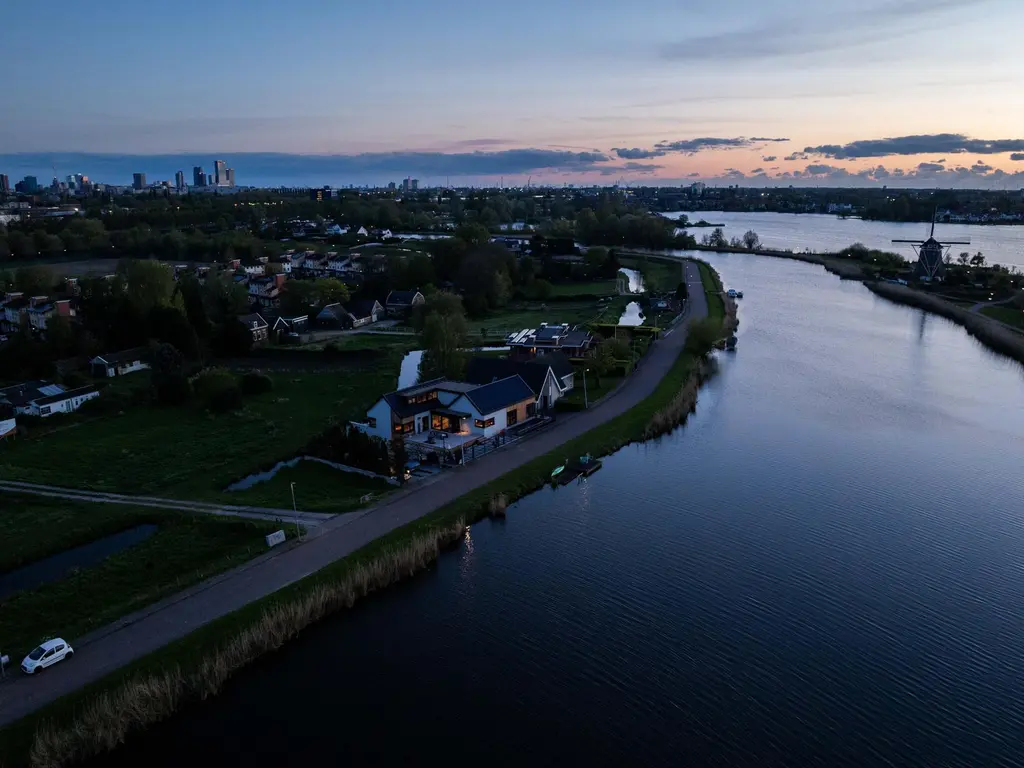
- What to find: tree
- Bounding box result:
[149,305,200,359]
[420,291,468,380]
[14,265,54,296]
[7,231,37,259]
[706,228,727,248]
[742,230,761,250]
[313,278,350,306]
[390,436,409,481]
[970,252,986,268]
[120,259,178,313]
[684,318,722,357]
[150,342,190,406]
[674,281,688,301]
[530,278,553,300]
[454,222,490,247]
[214,318,254,357]
[957,252,970,266]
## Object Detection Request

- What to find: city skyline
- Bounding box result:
[4,0,1024,187]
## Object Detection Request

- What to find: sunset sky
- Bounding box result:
[4,0,1024,187]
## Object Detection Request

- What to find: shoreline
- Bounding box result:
[0,266,721,767]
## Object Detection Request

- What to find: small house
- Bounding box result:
[349,299,384,327]
[90,347,150,378]
[316,303,357,329]
[237,313,269,343]
[385,290,425,317]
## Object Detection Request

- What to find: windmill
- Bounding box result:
[892,211,969,281]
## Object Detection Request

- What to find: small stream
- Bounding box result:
[618,268,646,294]
[0,524,159,600]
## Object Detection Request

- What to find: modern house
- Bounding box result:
[90,348,150,378]
[237,313,269,343]
[385,290,425,317]
[359,375,536,447]
[464,351,575,411]
[506,323,594,360]
[0,381,100,418]
[349,299,384,327]
[265,313,309,341]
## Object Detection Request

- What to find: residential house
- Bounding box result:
[464,350,574,411]
[243,264,266,277]
[237,313,269,343]
[316,303,357,329]
[0,381,99,418]
[27,298,74,332]
[264,313,309,341]
[90,347,150,378]
[359,375,537,446]
[248,273,287,310]
[325,223,349,236]
[355,226,368,237]
[349,299,384,327]
[506,323,594,360]
[0,416,15,440]
[1,293,27,333]
[385,289,425,317]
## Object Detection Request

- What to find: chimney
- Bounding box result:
[274,273,287,289]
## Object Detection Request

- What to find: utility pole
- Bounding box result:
[583,368,589,409]
[289,482,302,541]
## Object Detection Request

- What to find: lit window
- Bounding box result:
[474,417,495,428]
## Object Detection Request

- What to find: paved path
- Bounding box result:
[0,262,708,728]
[0,481,334,526]
[968,293,1020,313]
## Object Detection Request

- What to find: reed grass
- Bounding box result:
[488,493,508,518]
[25,520,465,768]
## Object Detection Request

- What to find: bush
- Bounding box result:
[62,371,87,388]
[155,373,191,406]
[240,372,273,396]
[209,385,243,413]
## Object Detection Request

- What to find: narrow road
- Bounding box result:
[0,481,335,527]
[0,262,709,728]
[968,292,1020,313]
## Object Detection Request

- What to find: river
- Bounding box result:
[95,252,1024,767]
[665,210,1024,272]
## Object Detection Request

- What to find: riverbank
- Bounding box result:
[0,265,718,767]
[865,282,1024,367]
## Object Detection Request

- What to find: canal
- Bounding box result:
[97,252,1024,767]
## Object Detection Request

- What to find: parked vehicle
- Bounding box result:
[22,638,73,674]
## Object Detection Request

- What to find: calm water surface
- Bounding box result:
[99,253,1024,767]
[666,210,1024,271]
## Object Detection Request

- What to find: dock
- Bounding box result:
[554,456,603,485]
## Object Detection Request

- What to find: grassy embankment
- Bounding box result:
[222,460,395,512]
[0,264,728,768]
[0,495,281,666]
[0,361,398,503]
[980,305,1024,330]
[865,282,1024,366]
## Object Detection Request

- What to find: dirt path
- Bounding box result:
[0,262,709,728]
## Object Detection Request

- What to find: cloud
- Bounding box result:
[723,168,746,179]
[658,0,994,62]
[612,147,665,160]
[915,162,946,173]
[785,152,808,161]
[762,155,777,162]
[805,133,1024,159]
[686,172,701,178]
[655,137,750,153]
[605,161,664,175]
[750,137,789,143]
[1012,153,1024,161]
[970,163,993,174]
[751,167,765,174]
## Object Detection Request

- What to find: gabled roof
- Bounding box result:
[464,356,553,398]
[92,347,149,366]
[386,289,422,306]
[238,312,268,330]
[458,375,534,415]
[317,304,354,321]
[349,298,383,318]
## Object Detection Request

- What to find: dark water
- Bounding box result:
[99,253,1024,767]
[0,525,157,600]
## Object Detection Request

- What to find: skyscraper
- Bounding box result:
[193,166,205,187]
[411,179,419,190]
[214,160,227,186]
[133,173,147,190]
[0,174,10,193]
[225,168,235,187]
[175,171,186,191]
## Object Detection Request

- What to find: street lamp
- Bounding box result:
[583,368,590,409]
[289,481,302,541]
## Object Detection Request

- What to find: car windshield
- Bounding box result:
[28,646,45,660]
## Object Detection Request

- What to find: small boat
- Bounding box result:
[725,335,738,351]
[735,290,744,299]
[551,463,566,479]
[726,288,737,298]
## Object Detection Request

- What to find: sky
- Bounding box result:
[4,0,1024,188]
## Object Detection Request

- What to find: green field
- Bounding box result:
[619,256,684,293]
[0,363,398,497]
[981,305,1024,330]
[222,459,396,513]
[0,495,281,661]
[548,280,618,297]
[475,301,605,336]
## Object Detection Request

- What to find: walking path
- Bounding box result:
[0,262,708,728]
[0,481,334,526]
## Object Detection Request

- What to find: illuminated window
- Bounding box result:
[474,417,495,428]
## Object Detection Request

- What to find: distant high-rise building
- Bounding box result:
[193,166,205,187]
[402,177,411,191]
[411,179,419,191]
[225,168,235,187]
[214,160,227,186]
[175,170,186,191]
[0,174,10,193]
[387,181,396,190]
[16,175,39,193]
[133,173,147,190]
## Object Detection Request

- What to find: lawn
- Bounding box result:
[560,369,626,407]
[0,361,399,497]
[222,459,396,513]
[981,305,1024,330]
[0,495,281,661]
[619,256,684,293]
[548,280,618,297]
[473,301,606,337]
[297,333,418,352]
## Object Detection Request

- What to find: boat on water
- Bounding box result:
[736,290,744,299]
[726,288,737,298]
[725,335,738,351]
[551,463,566,479]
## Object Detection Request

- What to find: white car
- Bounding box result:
[22,638,73,675]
